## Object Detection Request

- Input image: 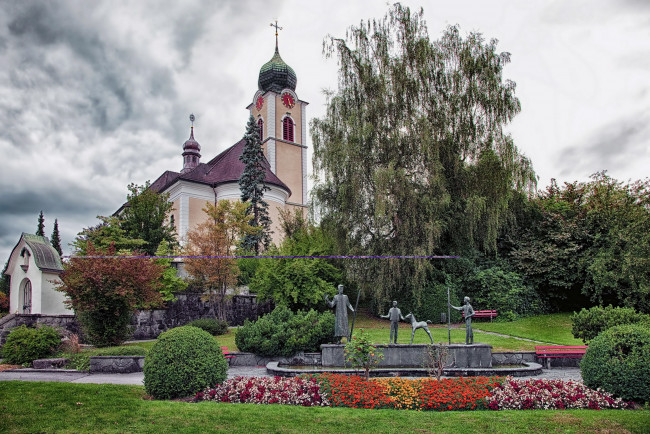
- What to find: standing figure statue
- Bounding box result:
[325,284,355,344]
[449,296,475,345]
[380,301,405,344]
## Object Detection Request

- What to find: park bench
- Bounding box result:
[463,310,498,321]
[221,346,235,364]
[535,345,588,369]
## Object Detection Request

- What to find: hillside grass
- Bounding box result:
[124,312,581,353]
[472,313,584,346]
[0,382,647,434]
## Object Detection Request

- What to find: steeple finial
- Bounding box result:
[189,113,195,138]
[270,20,282,51]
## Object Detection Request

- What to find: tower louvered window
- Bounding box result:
[282,117,294,142]
[258,118,264,140]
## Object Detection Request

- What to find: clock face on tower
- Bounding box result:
[256,96,264,111]
[281,92,295,109]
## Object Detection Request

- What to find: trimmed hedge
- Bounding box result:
[143,326,228,400]
[1,325,61,365]
[581,324,650,403]
[571,305,650,344]
[186,318,228,336]
[235,306,335,357]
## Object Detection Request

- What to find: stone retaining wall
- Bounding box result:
[0,314,81,345]
[89,356,145,373]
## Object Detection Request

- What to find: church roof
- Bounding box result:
[150,139,291,196]
[258,46,297,93]
[5,233,64,275]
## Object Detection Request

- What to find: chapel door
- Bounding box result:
[22,280,32,314]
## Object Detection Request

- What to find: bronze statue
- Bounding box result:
[449,296,475,344]
[325,284,354,343]
[380,301,405,344]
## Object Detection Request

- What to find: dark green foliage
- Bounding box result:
[250,210,342,311]
[73,216,147,255]
[312,4,536,306]
[406,282,462,325]
[154,240,188,302]
[36,211,45,236]
[581,324,650,403]
[77,310,133,348]
[0,259,9,312]
[571,305,650,344]
[464,265,546,320]
[144,326,228,399]
[186,318,228,336]
[510,174,650,313]
[120,182,177,256]
[1,325,60,365]
[235,306,336,357]
[239,114,272,253]
[50,219,62,256]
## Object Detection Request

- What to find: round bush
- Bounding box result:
[235,306,335,357]
[1,325,61,365]
[581,324,650,403]
[571,305,649,344]
[144,326,227,399]
[186,318,228,336]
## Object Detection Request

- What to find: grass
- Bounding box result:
[472,313,584,346]
[0,382,647,433]
[122,313,580,353]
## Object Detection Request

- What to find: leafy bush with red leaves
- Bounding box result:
[57,243,164,346]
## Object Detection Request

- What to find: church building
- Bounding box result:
[149,35,308,246]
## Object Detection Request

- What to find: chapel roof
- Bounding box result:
[5,233,64,275]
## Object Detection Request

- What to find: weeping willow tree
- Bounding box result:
[311,5,536,305]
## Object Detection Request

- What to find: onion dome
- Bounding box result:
[181,115,201,173]
[258,46,297,93]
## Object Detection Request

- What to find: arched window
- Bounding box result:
[20,279,32,314]
[257,118,264,139]
[282,117,294,142]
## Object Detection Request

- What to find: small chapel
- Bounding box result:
[146,31,308,246]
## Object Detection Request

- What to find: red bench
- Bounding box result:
[463,310,498,321]
[221,346,235,364]
[535,345,587,368]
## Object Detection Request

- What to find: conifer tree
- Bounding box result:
[36,211,45,236]
[51,219,63,256]
[238,114,272,253]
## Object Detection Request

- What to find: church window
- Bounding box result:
[282,116,294,142]
[258,118,264,139]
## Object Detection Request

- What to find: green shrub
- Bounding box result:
[143,326,228,400]
[186,318,228,336]
[77,310,134,348]
[235,306,335,357]
[571,305,650,344]
[1,325,61,365]
[581,324,650,403]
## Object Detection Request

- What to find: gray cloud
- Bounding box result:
[556,111,650,177]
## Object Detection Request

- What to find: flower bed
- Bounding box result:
[487,378,631,410]
[195,376,327,407]
[195,374,632,412]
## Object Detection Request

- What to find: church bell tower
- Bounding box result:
[247,22,308,208]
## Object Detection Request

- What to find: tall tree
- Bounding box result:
[311,5,536,304]
[73,216,146,255]
[239,114,272,253]
[183,200,254,320]
[50,219,63,256]
[120,182,177,255]
[36,211,45,236]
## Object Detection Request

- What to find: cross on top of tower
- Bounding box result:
[270,20,282,49]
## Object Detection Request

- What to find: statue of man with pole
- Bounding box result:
[325,284,355,344]
[449,296,475,345]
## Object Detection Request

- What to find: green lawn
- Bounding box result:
[472,313,584,346]
[0,382,647,433]
[124,313,580,353]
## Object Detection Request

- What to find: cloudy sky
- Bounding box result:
[1,0,649,261]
